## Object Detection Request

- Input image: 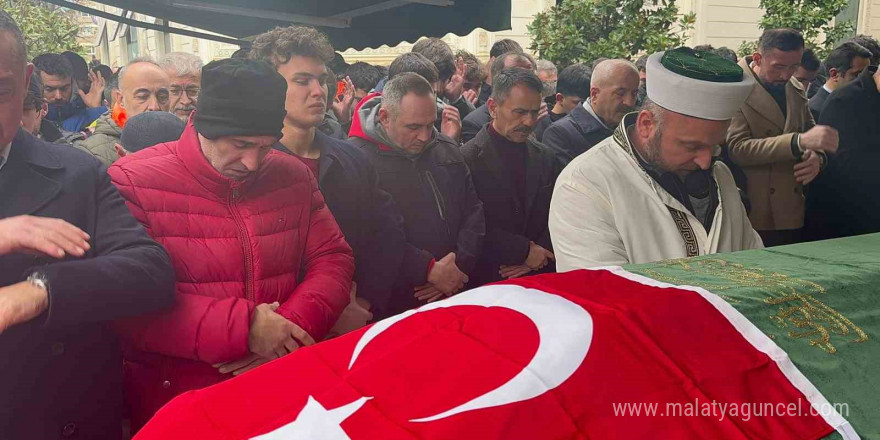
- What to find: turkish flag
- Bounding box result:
[135,269,842,439]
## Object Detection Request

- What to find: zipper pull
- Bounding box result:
[232,188,239,200]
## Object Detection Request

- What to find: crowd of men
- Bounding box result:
[1,7,879,437]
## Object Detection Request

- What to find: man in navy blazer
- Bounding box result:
[0,11,174,438]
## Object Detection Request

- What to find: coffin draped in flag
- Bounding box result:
[134,253,869,440]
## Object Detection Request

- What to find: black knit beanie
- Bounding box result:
[193,58,287,140]
[120,111,186,153]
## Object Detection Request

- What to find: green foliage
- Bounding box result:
[738,0,855,59]
[528,0,696,68]
[2,0,85,60]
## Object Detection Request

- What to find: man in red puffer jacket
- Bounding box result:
[108,58,354,431]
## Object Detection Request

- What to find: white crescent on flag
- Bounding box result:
[252,284,593,439]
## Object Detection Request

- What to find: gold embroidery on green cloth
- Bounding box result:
[639,258,869,354]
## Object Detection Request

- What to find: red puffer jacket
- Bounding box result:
[108,122,354,430]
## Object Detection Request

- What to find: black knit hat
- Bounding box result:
[193,58,287,140]
[120,111,186,153]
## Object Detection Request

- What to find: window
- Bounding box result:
[127,27,140,61]
[836,0,860,39]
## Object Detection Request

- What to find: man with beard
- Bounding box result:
[549,48,762,269]
[542,59,639,165]
[159,52,202,121]
[33,53,106,132]
[726,29,839,247]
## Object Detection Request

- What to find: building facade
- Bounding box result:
[86,0,880,68]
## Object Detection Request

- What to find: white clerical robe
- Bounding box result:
[549,124,763,271]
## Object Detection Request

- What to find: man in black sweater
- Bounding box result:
[462,68,560,286]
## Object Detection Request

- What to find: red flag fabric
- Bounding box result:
[135,269,842,440]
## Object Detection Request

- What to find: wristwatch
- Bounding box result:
[27,271,50,295]
[791,133,804,161]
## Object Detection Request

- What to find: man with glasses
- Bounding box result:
[159,52,202,121]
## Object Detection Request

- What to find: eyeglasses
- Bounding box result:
[169,86,200,99]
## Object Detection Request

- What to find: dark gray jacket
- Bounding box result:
[541,103,614,165]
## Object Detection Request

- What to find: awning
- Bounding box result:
[43,0,511,50]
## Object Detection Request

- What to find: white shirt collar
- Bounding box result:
[822,84,833,94]
[0,142,11,172]
[583,99,611,130]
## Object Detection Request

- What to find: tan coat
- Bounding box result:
[726,57,815,231]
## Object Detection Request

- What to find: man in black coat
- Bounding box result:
[251,25,407,324]
[805,65,880,240]
[0,11,175,438]
[462,52,536,143]
[808,42,872,122]
[534,63,591,142]
[542,59,640,165]
[350,73,485,318]
[462,69,559,286]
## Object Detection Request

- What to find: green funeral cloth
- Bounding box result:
[628,234,880,440]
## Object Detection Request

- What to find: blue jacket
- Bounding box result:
[47,96,106,132]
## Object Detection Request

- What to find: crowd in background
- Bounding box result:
[2,5,880,437]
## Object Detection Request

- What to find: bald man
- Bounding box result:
[75,58,171,166]
[543,59,640,165]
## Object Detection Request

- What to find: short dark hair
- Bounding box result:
[490,51,535,80]
[325,66,337,106]
[388,52,439,84]
[847,34,880,65]
[329,52,349,74]
[800,48,821,71]
[92,64,113,83]
[382,72,435,115]
[556,63,591,99]
[346,62,382,92]
[62,51,89,80]
[33,53,73,79]
[456,50,486,83]
[758,28,805,53]
[104,73,119,106]
[249,25,335,68]
[825,42,872,74]
[635,54,649,72]
[693,44,715,53]
[0,10,26,63]
[713,47,738,63]
[230,47,250,59]
[23,90,44,111]
[411,37,455,82]
[491,68,543,104]
[490,39,523,59]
